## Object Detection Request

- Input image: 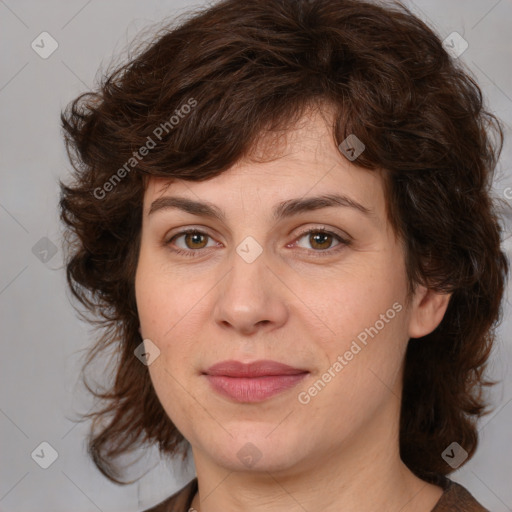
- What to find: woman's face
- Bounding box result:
[135,108,448,476]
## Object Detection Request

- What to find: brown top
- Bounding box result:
[141,475,489,512]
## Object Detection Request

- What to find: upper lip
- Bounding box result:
[204,360,309,378]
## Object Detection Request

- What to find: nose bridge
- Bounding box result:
[212,237,288,334]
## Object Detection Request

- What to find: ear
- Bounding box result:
[407,285,451,339]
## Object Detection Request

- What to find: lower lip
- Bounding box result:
[204,373,309,403]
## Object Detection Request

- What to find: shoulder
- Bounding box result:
[140,477,198,512]
[432,477,489,512]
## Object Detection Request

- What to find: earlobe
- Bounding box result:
[407,285,452,339]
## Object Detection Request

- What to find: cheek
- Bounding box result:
[135,276,167,337]
[294,255,406,341]
[299,308,408,438]
[135,259,200,434]
[134,250,209,373]
[135,248,192,337]
[304,260,409,400]
[146,361,197,443]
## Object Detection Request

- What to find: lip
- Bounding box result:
[203,360,309,403]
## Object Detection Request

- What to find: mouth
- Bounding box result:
[202,359,310,403]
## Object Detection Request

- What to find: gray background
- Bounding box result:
[1,0,511,510]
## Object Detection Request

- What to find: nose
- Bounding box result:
[212,247,289,336]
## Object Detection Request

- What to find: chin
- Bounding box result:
[196,427,307,472]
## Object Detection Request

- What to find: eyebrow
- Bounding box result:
[148,193,373,221]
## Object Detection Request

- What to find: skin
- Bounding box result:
[135,106,451,512]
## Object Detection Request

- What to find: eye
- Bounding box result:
[165,229,218,256]
[292,228,350,254]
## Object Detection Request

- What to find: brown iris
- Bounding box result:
[184,232,208,249]
[308,231,333,250]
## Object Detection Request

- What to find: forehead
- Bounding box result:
[142,106,388,228]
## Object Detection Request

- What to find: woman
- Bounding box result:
[59,0,508,510]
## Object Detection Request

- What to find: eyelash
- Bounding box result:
[164,227,351,258]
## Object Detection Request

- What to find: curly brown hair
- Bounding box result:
[59,0,509,485]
